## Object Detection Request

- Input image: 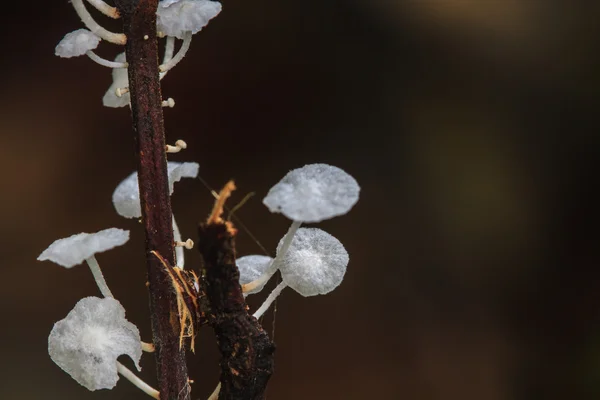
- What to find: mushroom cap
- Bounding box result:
[112,162,199,218]
[263,163,360,223]
[157,0,222,40]
[48,296,142,391]
[55,29,101,58]
[277,228,348,296]
[102,52,129,108]
[237,255,273,295]
[38,228,129,268]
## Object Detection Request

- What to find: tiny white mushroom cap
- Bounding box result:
[263,163,360,223]
[157,0,222,39]
[48,296,142,391]
[112,162,199,218]
[55,29,101,58]
[277,228,348,296]
[37,228,129,268]
[237,255,273,295]
[103,52,130,108]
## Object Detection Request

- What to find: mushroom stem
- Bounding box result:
[85,255,114,298]
[86,50,128,68]
[116,87,129,97]
[166,139,187,153]
[175,239,194,250]
[71,0,126,44]
[85,0,119,19]
[207,382,221,400]
[116,361,159,399]
[141,341,155,352]
[173,215,185,268]
[242,220,301,293]
[253,281,287,319]
[159,32,192,73]
[159,36,176,81]
[164,36,175,64]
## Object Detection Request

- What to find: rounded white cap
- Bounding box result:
[277,228,348,296]
[157,0,222,39]
[237,255,273,295]
[263,163,360,223]
[38,228,129,268]
[55,29,101,58]
[112,162,199,218]
[48,296,142,391]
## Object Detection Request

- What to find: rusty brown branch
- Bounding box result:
[113,0,190,399]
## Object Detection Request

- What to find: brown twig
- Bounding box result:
[113,1,190,399]
[197,182,276,400]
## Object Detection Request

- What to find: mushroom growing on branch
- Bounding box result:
[48,297,152,395]
[112,162,199,268]
[243,163,359,293]
[253,228,349,318]
[37,228,130,298]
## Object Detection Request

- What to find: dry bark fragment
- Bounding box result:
[197,183,275,400]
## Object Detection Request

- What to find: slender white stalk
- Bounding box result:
[85,255,114,298]
[242,220,301,293]
[253,281,287,319]
[85,0,119,19]
[164,36,175,64]
[173,215,185,268]
[159,32,192,73]
[141,341,155,352]
[71,0,126,44]
[116,362,159,399]
[86,51,128,68]
[207,382,221,400]
[275,220,302,268]
[159,36,176,80]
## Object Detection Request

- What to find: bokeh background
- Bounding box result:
[1,1,599,399]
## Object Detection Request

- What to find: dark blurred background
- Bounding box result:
[1,1,599,399]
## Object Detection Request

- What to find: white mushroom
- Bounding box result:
[112,162,199,268]
[157,0,222,39]
[48,297,149,393]
[38,228,129,298]
[55,29,101,58]
[253,228,348,318]
[55,29,128,68]
[278,228,348,296]
[244,164,359,293]
[102,52,130,108]
[263,163,360,223]
[237,255,273,295]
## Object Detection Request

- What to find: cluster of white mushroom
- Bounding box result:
[38,161,199,397]
[54,0,222,107]
[238,163,360,319]
[38,158,359,398]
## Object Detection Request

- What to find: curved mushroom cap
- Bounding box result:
[237,255,273,295]
[112,162,199,218]
[103,52,129,108]
[48,296,142,391]
[37,228,129,268]
[263,164,360,223]
[157,0,222,39]
[55,29,101,58]
[277,228,348,296]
